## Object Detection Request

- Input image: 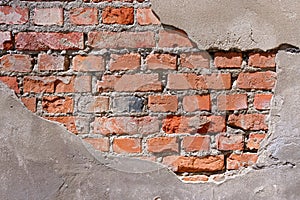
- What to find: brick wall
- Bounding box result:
[0,0,276,183]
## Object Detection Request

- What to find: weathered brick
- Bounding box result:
[137,8,160,25]
[214,52,243,68]
[0,32,12,50]
[24,76,55,93]
[0,6,28,24]
[158,30,194,48]
[77,95,109,113]
[21,97,36,112]
[97,74,162,92]
[73,55,105,72]
[182,136,210,152]
[93,116,159,135]
[74,76,91,93]
[182,175,209,182]
[148,95,178,112]
[84,137,109,152]
[247,133,266,150]
[46,116,89,134]
[147,137,178,153]
[167,73,231,90]
[228,114,268,131]
[248,52,276,68]
[216,133,244,151]
[42,96,73,114]
[163,155,224,172]
[110,53,141,71]
[88,31,155,49]
[33,8,63,26]
[237,71,276,90]
[38,54,67,71]
[180,52,210,69]
[0,76,19,93]
[70,7,98,25]
[54,77,74,93]
[183,95,211,112]
[227,153,258,170]
[162,115,226,134]
[0,54,32,72]
[16,32,84,51]
[113,138,141,154]
[217,94,248,111]
[102,7,134,25]
[254,94,272,110]
[112,96,144,113]
[146,54,177,70]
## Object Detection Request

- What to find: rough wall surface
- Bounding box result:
[152,0,300,51]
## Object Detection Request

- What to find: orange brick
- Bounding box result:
[0,54,32,72]
[227,153,258,170]
[214,52,243,68]
[46,116,80,134]
[113,138,141,154]
[84,137,109,152]
[73,55,105,72]
[0,76,19,93]
[147,137,178,153]
[247,133,266,150]
[137,8,160,25]
[109,53,140,71]
[42,96,73,114]
[182,136,210,152]
[180,52,210,69]
[102,7,134,25]
[148,95,178,112]
[163,155,224,173]
[21,97,37,112]
[237,71,276,90]
[146,54,177,70]
[228,114,268,131]
[182,175,209,182]
[158,29,194,48]
[248,52,276,68]
[217,94,248,111]
[183,95,211,112]
[70,7,98,25]
[254,94,272,110]
[216,133,244,151]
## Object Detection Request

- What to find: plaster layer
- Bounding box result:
[151,0,300,50]
[0,52,300,199]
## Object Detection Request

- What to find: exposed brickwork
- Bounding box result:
[0,0,277,183]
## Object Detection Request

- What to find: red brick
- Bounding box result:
[228,114,268,131]
[88,31,155,49]
[0,6,28,24]
[180,52,210,69]
[146,54,177,70]
[254,94,272,110]
[33,8,63,26]
[0,32,12,50]
[247,133,266,150]
[216,133,244,151]
[158,30,194,48]
[137,8,160,25]
[163,155,224,173]
[93,116,159,136]
[147,137,178,153]
[21,97,37,112]
[167,73,231,90]
[182,136,210,152]
[46,116,80,134]
[0,54,32,72]
[227,153,258,170]
[84,137,109,152]
[217,94,248,111]
[182,175,209,182]
[77,96,109,113]
[97,74,162,92]
[0,76,19,93]
[74,76,91,92]
[237,71,277,90]
[248,53,276,68]
[162,115,225,134]
[102,7,134,25]
[113,138,141,154]
[54,77,74,93]
[214,52,243,68]
[183,95,211,112]
[24,76,55,93]
[38,54,67,71]
[148,95,178,112]
[16,32,84,51]
[109,53,140,71]
[73,55,105,72]
[70,7,98,25]
[42,96,73,114]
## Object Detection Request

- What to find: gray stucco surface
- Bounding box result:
[0,51,299,199]
[151,0,300,50]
